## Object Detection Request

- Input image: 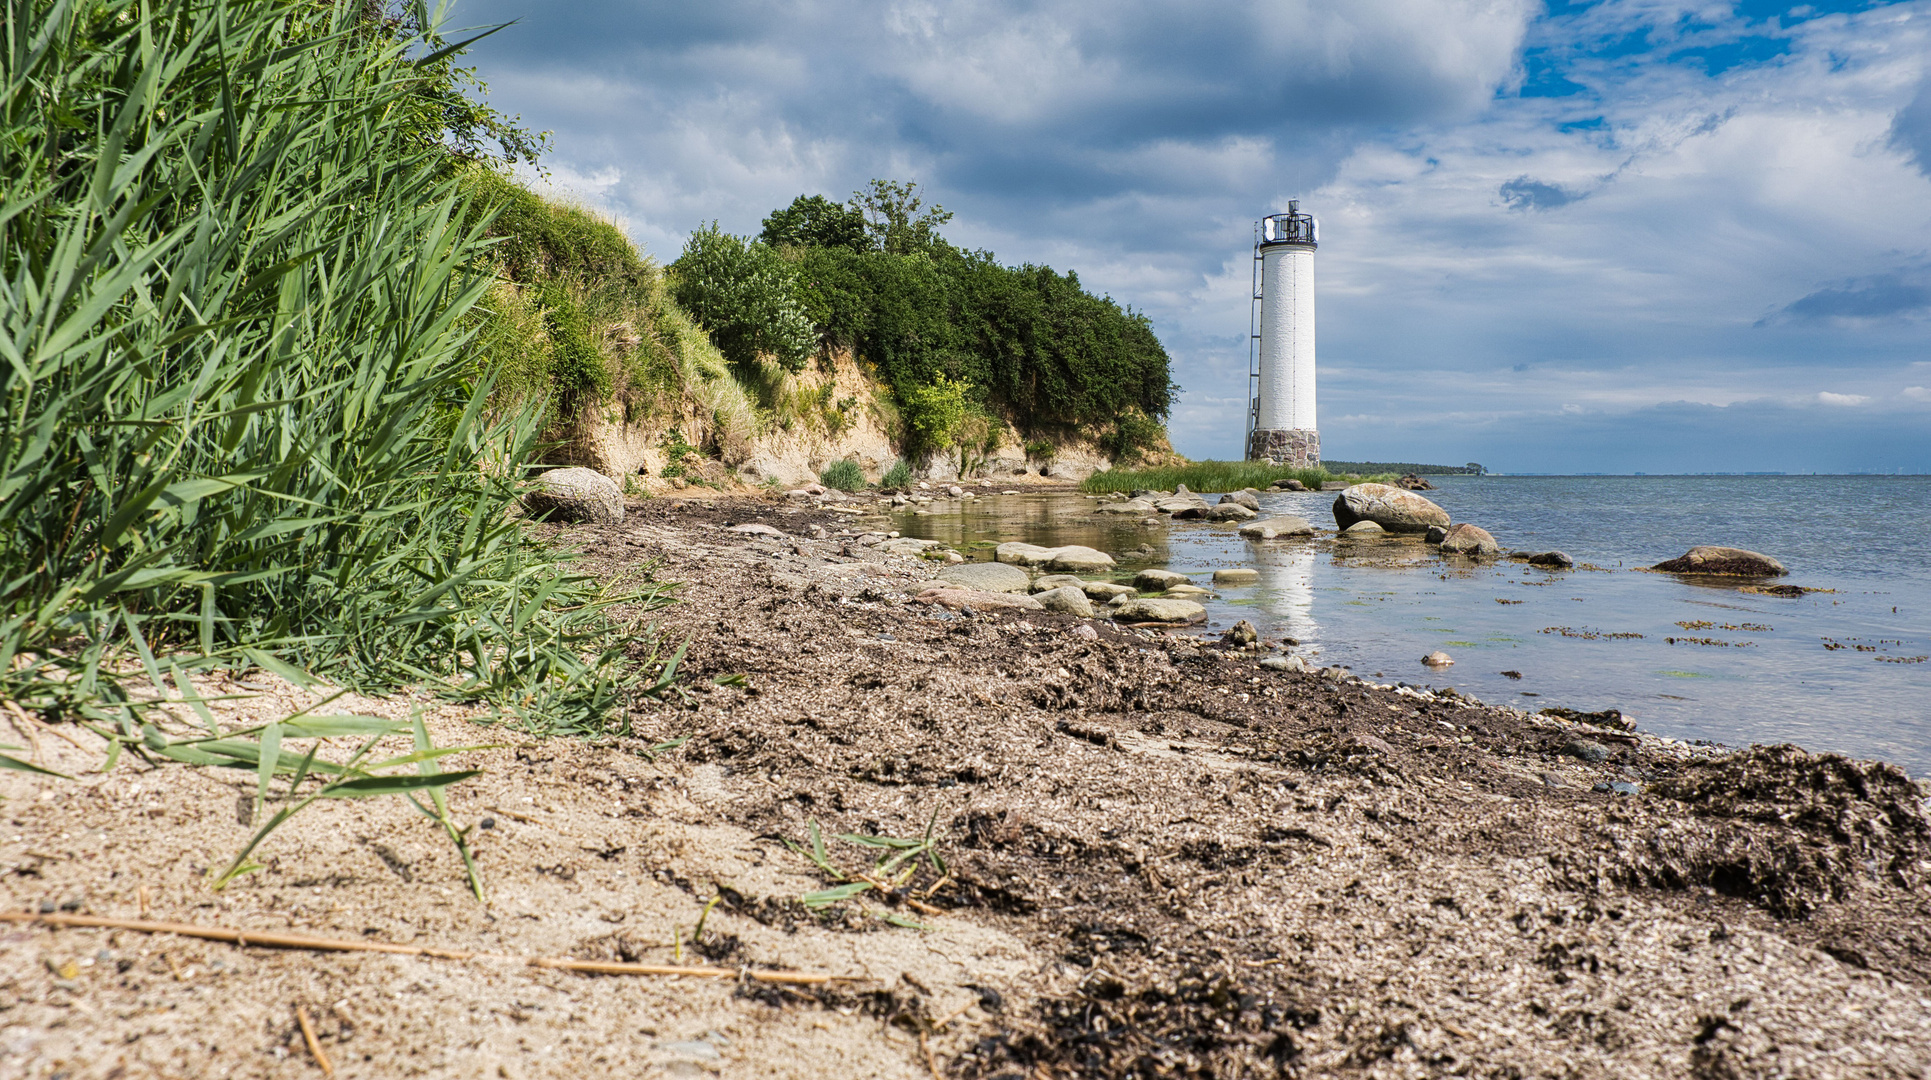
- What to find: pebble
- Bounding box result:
[1212,568,1259,585]
[1222,619,1258,645]
[726,523,784,537]
[1071,623,1099,641]
[1563,739,1611,763]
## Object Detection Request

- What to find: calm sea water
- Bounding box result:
[894,476,1931,774]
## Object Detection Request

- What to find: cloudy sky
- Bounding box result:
[449,0,1931,472]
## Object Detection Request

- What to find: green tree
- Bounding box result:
[851,180,954,256]
[898,375,972,461]
[669,225,818,373]
[760,195,869,252]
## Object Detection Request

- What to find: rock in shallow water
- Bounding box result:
[1528,550,1574,568]
[1240,516,1315,540]
[1259,654,1308,672]
[1219,491,1262,511]
[1212,568,1260,585]
[1438,523,1500,557]
[1134,568,1189,592]
[1206,503,1257,521]
[1652,545,1786,577]
[993,542,1115,573]
[1422,650,1454,667]
[1332,482,1451,534]
[1340,520,1386,535]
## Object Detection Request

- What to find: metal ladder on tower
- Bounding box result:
[1245,223,1264,460]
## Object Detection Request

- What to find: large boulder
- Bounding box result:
[1219,491,1262,511]
[1033,586,1094,617]
[1652,546,1787,577]
[1112,598,1208,624]
[1438,523,1499,557]
[1134,568,1190,592]
[1206,503,1257,522]
[523,467,623,524]
[936,561,1032,594]
[1155,497,1209,515]
[993,543,1114,573]
[1239,516,1315,540]
[1331,482,1450,534]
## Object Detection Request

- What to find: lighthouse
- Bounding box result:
[1246,202,1319,466]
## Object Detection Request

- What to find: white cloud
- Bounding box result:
[1904,386,1931,401]
[1817,392,1871,406]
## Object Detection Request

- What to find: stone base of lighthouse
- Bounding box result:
[1248,428,1320,468]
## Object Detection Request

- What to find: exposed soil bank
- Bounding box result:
[6,495,1930,1078]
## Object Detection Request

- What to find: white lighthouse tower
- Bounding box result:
[1246,202,1319,465]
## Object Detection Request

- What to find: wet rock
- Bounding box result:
[994,542,1114,573]
[1165,583,1210,597]
[1438,523,1500,557]
[1169,504,1211,520]
[1422,650,1454,667]
[1396,473,1436,490]
[1134,569,1189,592]
[1033,586,1094,617]
[1206,503,1257,522]
[1562,739,1611,763]
[1154,494,1210,514]
[1219,491,1262,511]
[523,467,623,524]
[1095,499,1155,514]
[916,585,1043,611]
[1269,478,1308,492]
[1340,521,1385,535]
[1425,525,1447,544]
[1222,619,1259,645]
[1332,482,1451,534]
[1652,546,1787,577]
[936,562,1031,594]
[1528,550,1574,568]
[1212,568,1259,585]
[1112,598,1208,624]
[1239,516,1315,540]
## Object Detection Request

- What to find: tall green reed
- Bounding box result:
[0,0,666,742]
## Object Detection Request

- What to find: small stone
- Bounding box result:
[1259,654,1309,673]
[1563,739,1611,763]
[1222,619,1259,646]
[1422,650,1454,667]
[1165,583,1210,596]
[727,523,784,537]
[1425,525,1448,544]
[1080,581,1136,601]
[1218,491,1261,511]
[1528,550,1574,568]
[1205,503,1257,521]
[1212,568,1259,585]
[1071,623,1099,640]
[480,817,496,830]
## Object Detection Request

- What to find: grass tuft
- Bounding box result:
[819,459,867,492]
[1081,461,1338,493]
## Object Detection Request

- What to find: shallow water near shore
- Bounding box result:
[894,475,1931,773]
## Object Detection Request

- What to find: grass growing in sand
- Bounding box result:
[1081,461,1349,493]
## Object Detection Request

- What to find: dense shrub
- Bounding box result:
[880,459,913,489]
[669,225,818,373]
[819,459,867,492]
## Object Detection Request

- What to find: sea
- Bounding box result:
[892,475,1931,775]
